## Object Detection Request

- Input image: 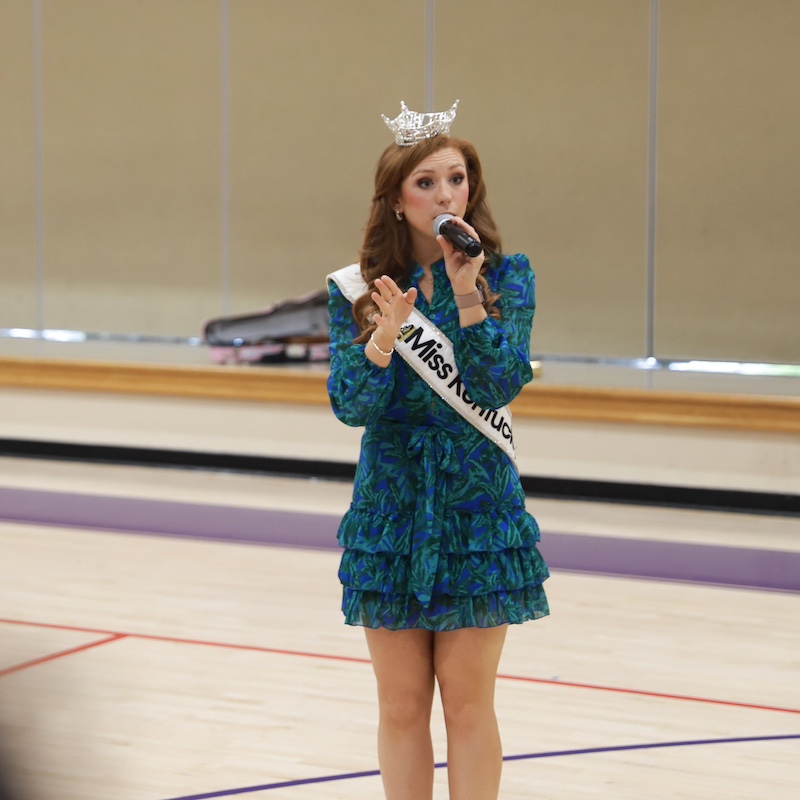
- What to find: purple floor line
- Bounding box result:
[160,734,800,800]
[1,486,799,591]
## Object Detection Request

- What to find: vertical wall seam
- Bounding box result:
[645,0,660,363]
[220,0,231,316]
[425,0,434,110]
[32,0,45,329]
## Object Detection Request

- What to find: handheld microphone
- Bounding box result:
[433,213,483,257]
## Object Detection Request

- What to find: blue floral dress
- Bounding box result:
[327,254,549,630]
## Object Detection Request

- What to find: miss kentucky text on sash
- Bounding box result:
[326,100,549,800]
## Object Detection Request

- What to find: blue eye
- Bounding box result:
[417,178,433,189]
[451,173,465,185]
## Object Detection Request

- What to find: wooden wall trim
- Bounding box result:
[1,356,799,433]
[0,356,327,406]
[510,384,800,433]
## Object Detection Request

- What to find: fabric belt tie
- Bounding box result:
[406,428,460,606]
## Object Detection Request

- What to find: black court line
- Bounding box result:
[1,438,798,515]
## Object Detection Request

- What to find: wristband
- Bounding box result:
[454,289,484,309]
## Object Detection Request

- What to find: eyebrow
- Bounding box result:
[410,162,466,177]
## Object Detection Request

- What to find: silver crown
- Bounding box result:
[381,100,459,146]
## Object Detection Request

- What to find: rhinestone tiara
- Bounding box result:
[381,99,460,146]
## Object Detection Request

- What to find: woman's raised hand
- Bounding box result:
[370,275,418,349]
[437,215,485,294]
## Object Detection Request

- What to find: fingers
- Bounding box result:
[371,275,394,306]
[437,217,483,263]
[374,275,416,305]
[446,215,479,239]
[375,275,416,303]
[370,276,393,310]
[436,233,455,256]
[370,276,417,338]
[438,233,484,270]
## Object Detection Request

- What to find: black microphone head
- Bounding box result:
[433,213,454,235]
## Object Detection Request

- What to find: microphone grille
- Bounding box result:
[433,213,454,234]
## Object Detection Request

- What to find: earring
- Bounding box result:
[395,209,404,221]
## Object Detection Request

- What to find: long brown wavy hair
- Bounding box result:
[352,134,502,343]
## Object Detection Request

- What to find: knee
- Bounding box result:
[379,689,433,731]
[440,691,492,733]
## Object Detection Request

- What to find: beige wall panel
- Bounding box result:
[656,0,800,363]
[0,0,38,328]
[435,0,651,358]
[41,0,221,336]
[229,0,426,312]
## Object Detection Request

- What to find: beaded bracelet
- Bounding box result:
[369,332,394,357]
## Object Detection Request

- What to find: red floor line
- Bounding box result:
[0,617,112,635]
[136,631,374,666]
[0,633,126,677]
[496,673,800,716]
[0,617,373,666]
[1,617,798,715]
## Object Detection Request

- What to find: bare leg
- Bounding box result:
[364,627,436,800]
[434,625,508,800]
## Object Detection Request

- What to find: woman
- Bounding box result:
[327,101,549,800]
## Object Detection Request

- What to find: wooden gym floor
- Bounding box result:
[0,456,798,799]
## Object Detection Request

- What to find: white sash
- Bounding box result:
[328,263,516,464]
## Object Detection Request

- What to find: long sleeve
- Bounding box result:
[451,254,536,409]
[326,279,398,427]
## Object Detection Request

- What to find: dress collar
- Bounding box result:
[410,258,446,281]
